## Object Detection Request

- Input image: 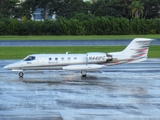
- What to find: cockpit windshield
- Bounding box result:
[23,56,36,61]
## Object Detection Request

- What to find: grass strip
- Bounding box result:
[0,46,159,59]
[0,35,159,40]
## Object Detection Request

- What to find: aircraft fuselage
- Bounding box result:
[4,52,112,71]
[4,38,154,77]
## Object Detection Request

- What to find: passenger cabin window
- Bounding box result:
[61,57,64,61]
[24,56,36,61]
[55,58,58,61]
[68,57,71,61]
[49,58,52,61]
[74,57,77,60]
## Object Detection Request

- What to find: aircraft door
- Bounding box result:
[86,54,88,63]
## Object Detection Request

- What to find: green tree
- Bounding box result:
[142,0,160,19]
[129,0,144,18]
[91,0,121,17]
[0,0,19,18]
[21,0,37,19]
[56,0,88,19]
[22,0,58,20]
[36,0,57,20]
[112,0,132,19]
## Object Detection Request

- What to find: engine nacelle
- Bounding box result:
[87,52,112,63]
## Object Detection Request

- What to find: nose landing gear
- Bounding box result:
[19,72,24,78]
[81,71,87,77]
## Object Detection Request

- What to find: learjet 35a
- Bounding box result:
[4,38,153,77]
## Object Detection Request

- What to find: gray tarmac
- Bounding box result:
[0,59,160,120]
[0,39,160,46]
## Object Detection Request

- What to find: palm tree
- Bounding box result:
[129,0,144,18]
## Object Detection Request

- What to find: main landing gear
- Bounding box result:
[81,71,87,77]
[19,72,24,78]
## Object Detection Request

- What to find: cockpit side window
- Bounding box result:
[49,58,52,61]
[24,56,36,61]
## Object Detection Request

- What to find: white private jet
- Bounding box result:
[4,38,153,77]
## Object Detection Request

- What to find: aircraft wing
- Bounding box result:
[62,64,106,71]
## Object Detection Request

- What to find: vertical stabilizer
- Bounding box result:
[122,38,154,62]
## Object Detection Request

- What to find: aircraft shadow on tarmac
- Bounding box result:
[13,70,112,87]
[20,75,111,85]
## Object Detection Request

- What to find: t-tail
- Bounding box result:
[108,38,154,64]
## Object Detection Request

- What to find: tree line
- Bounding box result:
[0,0,159,35]
[0,17,159,35]
[0,0,160,19]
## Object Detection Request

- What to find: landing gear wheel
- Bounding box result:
[81,71,87,77]
[19,72,24,78]
[82,75,86,77]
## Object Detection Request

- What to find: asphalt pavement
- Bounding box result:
[0,39,160,46]
[0,59,160,120]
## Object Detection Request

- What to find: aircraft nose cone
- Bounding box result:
[4,62,22,70]
[4,64,13,70]
[4,65,8,69]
